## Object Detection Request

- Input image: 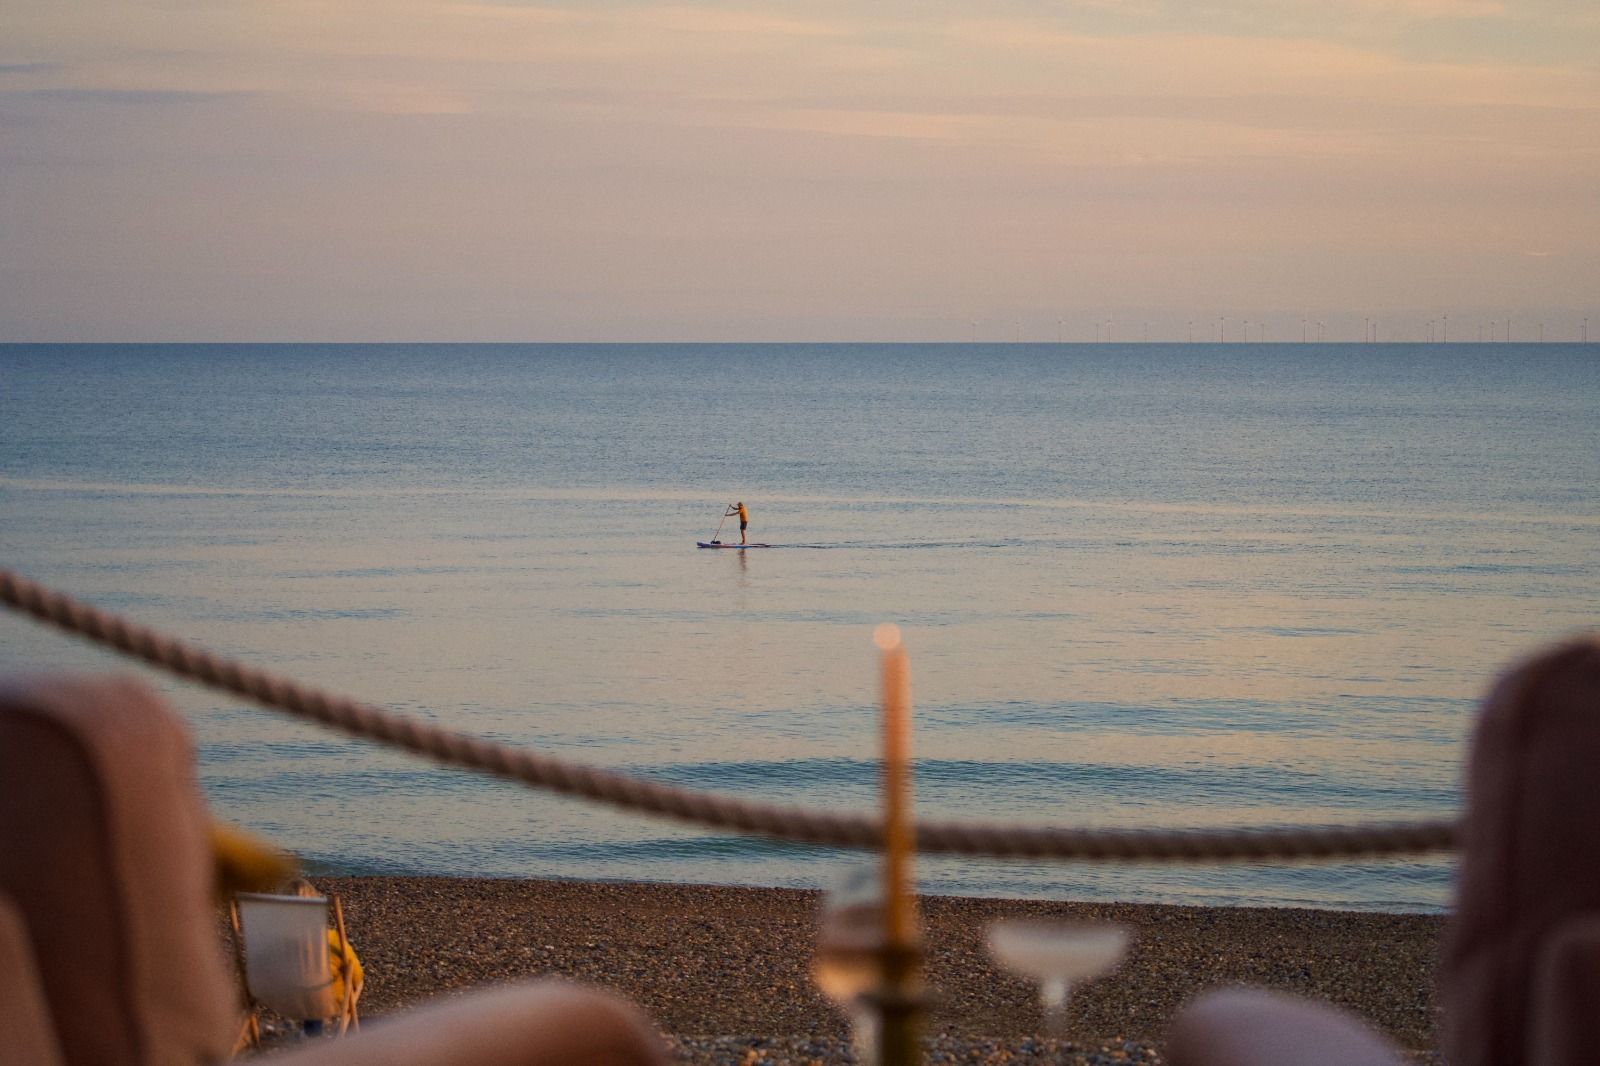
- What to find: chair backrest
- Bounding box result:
[235,893,339,1021]
[0,676,236,1066]
[1440,638,1600,1066]
[0,892,65,1066]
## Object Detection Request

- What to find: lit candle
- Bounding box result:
[871,623,921,1066]
[874,623,915,948]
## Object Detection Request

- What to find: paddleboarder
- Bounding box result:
[725,501,750,544]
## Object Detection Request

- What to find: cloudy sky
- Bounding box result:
[3,0,1597,341]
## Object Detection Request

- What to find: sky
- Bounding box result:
[2,0,1598,342]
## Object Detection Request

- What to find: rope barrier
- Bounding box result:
[0,568,1458,861]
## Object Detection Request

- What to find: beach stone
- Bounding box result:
[245,876,1443,1064]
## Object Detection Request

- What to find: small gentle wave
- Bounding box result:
[198,748,1457,820]
[630,757,1456,813]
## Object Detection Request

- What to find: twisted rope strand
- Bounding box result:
[0,568,1458,861]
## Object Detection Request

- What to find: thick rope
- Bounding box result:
[0,568,1458,861]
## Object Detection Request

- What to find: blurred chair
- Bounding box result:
[232,890,362,1047]
[1439,637,1600,1066]
[0,676,238,1066]
[1167,987,1405,1066]
[1168,637,1600,1066]
[0,674,667,1066]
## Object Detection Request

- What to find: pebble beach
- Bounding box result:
[276,877,1446,1064]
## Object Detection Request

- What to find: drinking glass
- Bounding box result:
[985,919,1129,1039]
[812,864,885,1062]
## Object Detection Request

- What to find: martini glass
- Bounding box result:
[986,920,1129,1042]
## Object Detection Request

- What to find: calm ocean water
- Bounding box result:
[4,343,1597,912]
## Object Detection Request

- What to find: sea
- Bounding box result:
[3,343,1597,913]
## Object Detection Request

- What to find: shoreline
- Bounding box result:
[301,876,1444,1062]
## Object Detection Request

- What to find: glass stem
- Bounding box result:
[1041,977,1071,1038]
[849,1004,878,1065]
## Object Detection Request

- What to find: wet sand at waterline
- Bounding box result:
[256,877,1445,1063]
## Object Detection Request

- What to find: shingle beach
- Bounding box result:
[281,877,1445,1064]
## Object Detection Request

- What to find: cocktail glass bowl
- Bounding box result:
[986,920,1130,1039]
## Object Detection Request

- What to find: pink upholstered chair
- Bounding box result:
[1167,986,1405,1066]
[0,675,666,1066]
[1168,638,1600,1066]
[1439,638,1600,1066]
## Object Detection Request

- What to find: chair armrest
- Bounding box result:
[267,980,666,1066]
[0,894,64,1066]
[1529,914,1600,1066]
[1168,987,1406,1066]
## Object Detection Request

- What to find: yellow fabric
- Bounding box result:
[736,504,748,522]
[210,823,296,900]
[327,929,363,1005]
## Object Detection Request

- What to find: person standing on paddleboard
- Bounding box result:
[725,502,749,544]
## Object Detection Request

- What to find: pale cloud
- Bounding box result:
[311,82,477,115]
[1358,0,1507,16]
[1186,0,1509,20]
[731,107,983,144]
[941,20,1593,106]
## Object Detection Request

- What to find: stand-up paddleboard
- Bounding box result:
[697,541,772,549]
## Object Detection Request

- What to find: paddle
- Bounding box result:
[707,505,731,545]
